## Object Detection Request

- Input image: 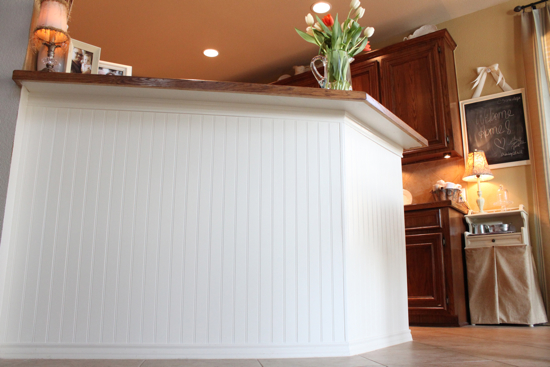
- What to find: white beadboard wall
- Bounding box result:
[0,90,410,358]
[342,123,410,353]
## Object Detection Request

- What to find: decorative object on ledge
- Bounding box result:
[65,39,101,74]
[295,0,374,90]
[463,150,494,213]
[470,63,513,98]
[32,0,70,72]
[98,60,132,76]
[403,24,438,41]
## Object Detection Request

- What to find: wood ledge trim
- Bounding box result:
[13,70,428,148]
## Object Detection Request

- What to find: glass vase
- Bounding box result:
[311,49,355,90]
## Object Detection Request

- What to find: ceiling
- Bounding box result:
[67,0,510,84]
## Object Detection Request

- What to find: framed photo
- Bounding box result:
[460,89,530,169]
[98,60,132,76]
[65,39,101,74]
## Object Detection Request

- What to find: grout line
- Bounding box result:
[138,360,147,367]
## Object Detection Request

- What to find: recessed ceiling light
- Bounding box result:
[312,2,331,14]
[203,49,219,57]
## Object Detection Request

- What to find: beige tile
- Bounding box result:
[141,360,262,367]
[259,355,384,367]
[360,341,489,366]
[8,360,144,367]
[445,343,550,367]
[389,362,517,367]
[0,360,29,367]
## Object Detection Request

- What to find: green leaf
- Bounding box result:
[295,28,320,46]
[351,37,369,57]
[332,13,341,48]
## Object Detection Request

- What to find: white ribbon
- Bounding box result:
[471,64,513,98]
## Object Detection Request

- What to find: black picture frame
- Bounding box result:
[460,89,530,169]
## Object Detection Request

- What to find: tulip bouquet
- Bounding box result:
[295,0,374,90]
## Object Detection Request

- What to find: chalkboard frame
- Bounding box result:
[460,89,530,169]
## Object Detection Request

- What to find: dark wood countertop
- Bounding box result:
[12,70,428,149]
[405,200,469,215]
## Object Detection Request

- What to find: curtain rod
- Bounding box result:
[514,0,548,12]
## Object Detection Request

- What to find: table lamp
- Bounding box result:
[463,150,494,213]
[32,0,71,72]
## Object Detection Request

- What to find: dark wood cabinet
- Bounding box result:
[274,70,319,88]
[351,60,380,101]
[404,201,468,326]
[273,29,462,165]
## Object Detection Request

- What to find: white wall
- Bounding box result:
[0,0,34,239]
[0,88,411,358]
[0,95,350,358]
[343,122,410,352]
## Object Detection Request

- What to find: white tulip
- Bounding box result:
[306,26,315,36]
[305,13,314,26]
[364,27,375,38]
[354,7,365,19]
[350,0,360,10]
[314,22,323,32]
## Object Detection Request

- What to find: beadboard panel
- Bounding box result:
[342,124,411,343]
[0,104,347,349]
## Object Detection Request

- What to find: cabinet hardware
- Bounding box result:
[446,135,450,144]
[492,239,496,243]
[438,46,441,53]
[443,238,446,247]
[446,297,449,305]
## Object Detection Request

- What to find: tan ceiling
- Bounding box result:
[67,0,510,84]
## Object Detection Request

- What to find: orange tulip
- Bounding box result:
[364,41,371,52]
[322,14,334,27]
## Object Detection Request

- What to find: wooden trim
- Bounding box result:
[13,70,368,100]
[405,200,468,215]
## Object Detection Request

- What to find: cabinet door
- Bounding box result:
[351,60,380,101]
[406,233,446,309]
[379,42,447,153]
[273,71,320,88]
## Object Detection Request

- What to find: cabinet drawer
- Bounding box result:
[466,233,523,248]
[405,209,442,231]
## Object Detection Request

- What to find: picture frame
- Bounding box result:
[98,60,133,76]
[460,89,530,169]
[65,39,101,74]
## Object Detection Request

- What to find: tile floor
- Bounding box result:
[1,325,549,367]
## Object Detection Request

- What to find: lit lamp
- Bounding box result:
[463,150,494,213]
[32,0,70,72]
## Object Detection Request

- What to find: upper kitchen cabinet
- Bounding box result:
[372,30,462,164]
[351,59,380,101]
[273,69,320,88]
[273,29,462,165]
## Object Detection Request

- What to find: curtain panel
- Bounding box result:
[521,6,550,316]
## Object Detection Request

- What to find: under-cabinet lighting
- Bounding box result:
[444,154,451,159]
[203,49,219,57]
[312,2,331,13]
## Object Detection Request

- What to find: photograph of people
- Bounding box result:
[81,52,93,74]
[70,47,84,73]
[66,40,101,74]
[98,67,124,76]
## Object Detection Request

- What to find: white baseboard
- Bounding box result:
[0,332,412,359]
[348,329,412,356]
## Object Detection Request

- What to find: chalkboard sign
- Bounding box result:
[460,89,530,169]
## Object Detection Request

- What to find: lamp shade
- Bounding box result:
[33,0,70,43]
[463,150,494,182]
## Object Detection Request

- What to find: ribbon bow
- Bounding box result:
[471,64,512,98]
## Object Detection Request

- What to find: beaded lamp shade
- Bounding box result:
[33,0,70,47]
[463,150,494,182]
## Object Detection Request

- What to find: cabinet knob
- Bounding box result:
[492,239,496,243]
